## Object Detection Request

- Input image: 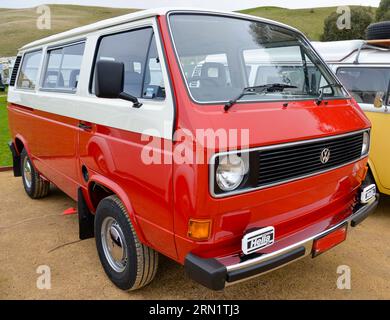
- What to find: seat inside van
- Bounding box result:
[44,71,64,88]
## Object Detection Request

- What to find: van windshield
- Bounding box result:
[169,14,347,104]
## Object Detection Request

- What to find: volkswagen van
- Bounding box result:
[7,9,378,291]
[313,39,390,196]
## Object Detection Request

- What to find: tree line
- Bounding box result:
[321,0,389,41]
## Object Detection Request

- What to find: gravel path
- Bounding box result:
[0,170,389,299]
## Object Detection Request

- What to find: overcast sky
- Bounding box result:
[0,0,382,10]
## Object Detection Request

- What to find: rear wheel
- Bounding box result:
[95,195,158,290]
[21,149,50,199]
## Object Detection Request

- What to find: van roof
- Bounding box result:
[312,40,390,64]
[20,7,302,51]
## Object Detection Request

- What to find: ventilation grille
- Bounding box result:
[9,56,22,86]
[256,132,364,188]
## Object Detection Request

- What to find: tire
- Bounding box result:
[366,21,390,40]
[95,195,158,290]
[20,149,50,199]
[362,169,376,189]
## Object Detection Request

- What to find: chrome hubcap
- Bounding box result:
[101,217,128,273]
[23,157,32,189]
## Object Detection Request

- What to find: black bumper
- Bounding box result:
[184,195,379,291]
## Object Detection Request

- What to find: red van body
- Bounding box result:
[7,9,378,290]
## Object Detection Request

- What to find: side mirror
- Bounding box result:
[95,60,142,108]
[374,92,384,109]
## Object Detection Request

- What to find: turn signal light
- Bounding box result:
[188,219,212,241]
[312,224,347,257]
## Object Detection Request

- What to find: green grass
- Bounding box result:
[0,90,11,166]
[0,5,134,56]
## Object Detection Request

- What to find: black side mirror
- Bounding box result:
[95,60,142,108]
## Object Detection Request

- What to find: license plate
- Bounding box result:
[242,226,275,255]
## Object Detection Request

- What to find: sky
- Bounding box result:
[0,0,382,10]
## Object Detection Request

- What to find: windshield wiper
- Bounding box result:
[224,83,297,111]
[315,83,343,106]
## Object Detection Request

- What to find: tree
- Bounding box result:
[320,7,373,41]
[376,0,390,21]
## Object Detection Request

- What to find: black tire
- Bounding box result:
[362,169,376,189]
[366,21,390,40]
[95,195,158,290]
[20,149,50,199]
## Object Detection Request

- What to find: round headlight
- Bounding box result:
[216,154,247,191]
[362,131,370,156]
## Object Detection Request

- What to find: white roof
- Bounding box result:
[312,40,390,64]
[20,8,302,51]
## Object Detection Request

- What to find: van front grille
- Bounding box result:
[256,131,364,188]
[9,56,22,86]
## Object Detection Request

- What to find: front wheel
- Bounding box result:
[21,149,50,199]
[95,195,158,290]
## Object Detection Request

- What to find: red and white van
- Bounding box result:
[7,9,378,291]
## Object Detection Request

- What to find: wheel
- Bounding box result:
[95,195,158,290]
[20,149,50,199]
[362,169,376,189]
[366,21,390,40]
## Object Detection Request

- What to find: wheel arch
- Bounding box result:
[14,134,30,156]
[367,158,387,194]
[87,174,148,244]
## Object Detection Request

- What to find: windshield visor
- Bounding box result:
[169,13,348,104]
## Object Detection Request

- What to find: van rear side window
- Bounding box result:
[43,42,85,92]
[17,50,42,90]
[92,27,165,99]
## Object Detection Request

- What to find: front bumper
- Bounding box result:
[184,195,379,291]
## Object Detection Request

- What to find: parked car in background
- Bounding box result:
[313,36,390,196]
[7,9,378,291]
[0,74,5,91]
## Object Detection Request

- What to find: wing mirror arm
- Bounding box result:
[118,92,143,108]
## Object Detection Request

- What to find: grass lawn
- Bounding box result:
[0,90,11,166]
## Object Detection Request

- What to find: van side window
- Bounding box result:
[93,27,165,99]
[43,42,85,91]
[143,35,166,99]
[336,67,390,105]
[17,51,42,90]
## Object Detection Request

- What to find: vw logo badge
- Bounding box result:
[320,148,331,164]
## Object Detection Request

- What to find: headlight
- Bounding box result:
[361,131,370,156]
[216,154,248,191]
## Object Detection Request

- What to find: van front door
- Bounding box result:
[78,22,177,259]
[336,66,390,192]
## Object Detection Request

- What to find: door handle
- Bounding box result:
[78,121,93,131]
